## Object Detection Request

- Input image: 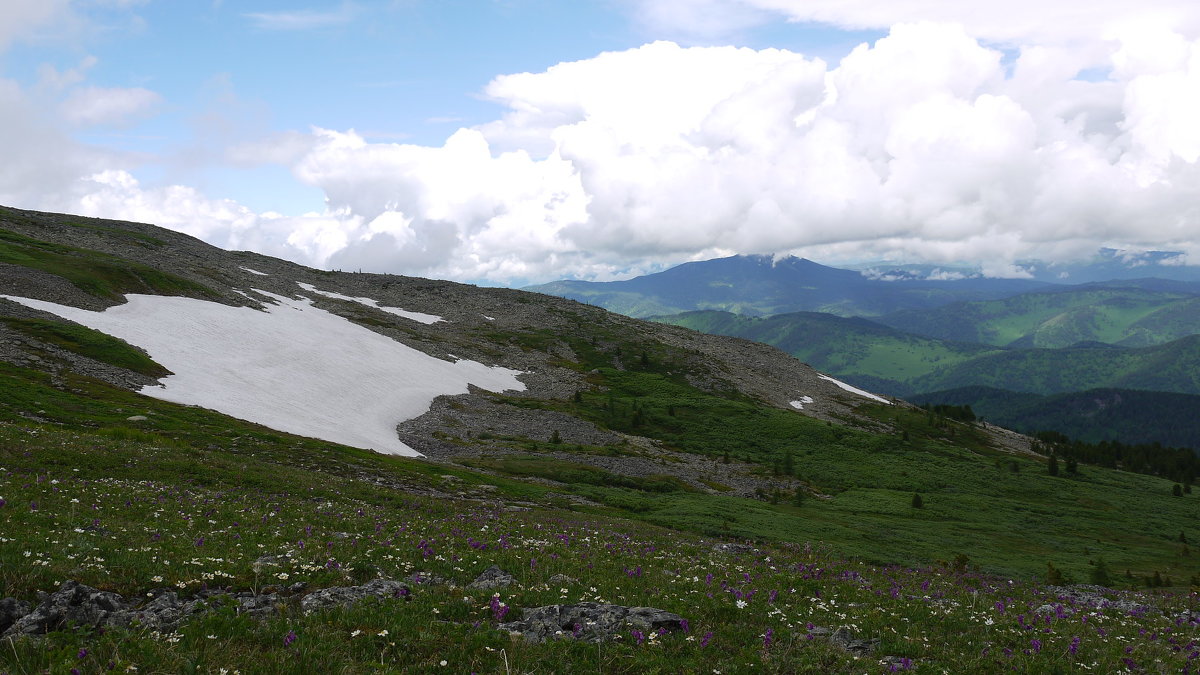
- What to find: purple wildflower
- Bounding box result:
[631,629,644,646]
[283,630,298,647]
[1068,636,1081,657]
[700,631,713,648]
[680,618,689,634]
[763,628,774,649]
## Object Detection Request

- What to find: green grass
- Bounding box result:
[1,224,1200,671]
[2,397,1198,673]
[0,228,217,301]
[1,317,170,376]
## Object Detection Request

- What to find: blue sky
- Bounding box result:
[1,1,1198,284]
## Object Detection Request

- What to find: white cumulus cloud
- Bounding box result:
[5,17,1200,285]
[61,86,162,127]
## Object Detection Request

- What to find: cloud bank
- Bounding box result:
[7,16,1200,284]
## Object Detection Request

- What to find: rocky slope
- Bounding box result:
[0,205,1033,493]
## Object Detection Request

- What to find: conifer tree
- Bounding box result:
[1090,557,1112,587]
[1048,454,1059,476]
[911,493,924,509]
[1046,562,1065,585]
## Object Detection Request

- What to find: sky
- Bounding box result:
[2,1,1199,285]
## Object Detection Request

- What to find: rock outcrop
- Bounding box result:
[500,602,686,643]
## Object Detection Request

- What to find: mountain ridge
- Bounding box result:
[526,253,1053,318]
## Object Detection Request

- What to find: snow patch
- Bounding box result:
[789,395,815,410]
[1,292,524,456]
[296,282,444,324]
[817,375,891,404]
[482,315,495,321]
[239,266,269,276]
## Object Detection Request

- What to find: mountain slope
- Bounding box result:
[911,386,1200,450]
[877,284,1200,348]
[658,307,1200,398]
[7,204,1200,667]
[4,205,1200,673]
[527,254,1051,318]
[653,310,999,397]
[910,335,1200,395]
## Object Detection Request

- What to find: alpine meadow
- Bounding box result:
[5,1,1200,673]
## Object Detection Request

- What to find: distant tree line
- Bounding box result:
[918,403,977,423]
[1034,430,1198,487]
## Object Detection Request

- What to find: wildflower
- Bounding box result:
[283,630,298,647]
[735,599,748,609]
[763,628,774,649]
[1068,636,1081,657]
[351,629,362,637]
[378,629,389,637]
[632,629,645,645]
[701,631,713,648]
[680,618,690,634]
[77,648,89,659]
[439,661,447,666]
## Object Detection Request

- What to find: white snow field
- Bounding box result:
[296,282,443,324]
[789,396,815,410]
[239,266,269,276]
[817,374,891,404]
[1,291,524,456]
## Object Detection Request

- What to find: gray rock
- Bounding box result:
[830,626,880,657]
[499,602,685,643]
[300,579,410,613]
[1045,585,1155,615]
[235,593,281,617]
[1034,603,1073,617]
[548,574,578,585]
[713,543,757,555]
[467,565,515,591]
[114,592,208,631]
[0,597,31,634]
[3,581,126,637]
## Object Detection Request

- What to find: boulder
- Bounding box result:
[300,579,410,613]
[0,597,31,634]
[234,592,281,617]
[829,626,879,657]
[467,565,515,591]
[113,591,209,631]
[500,602,685,643]
[3,581,126,637]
